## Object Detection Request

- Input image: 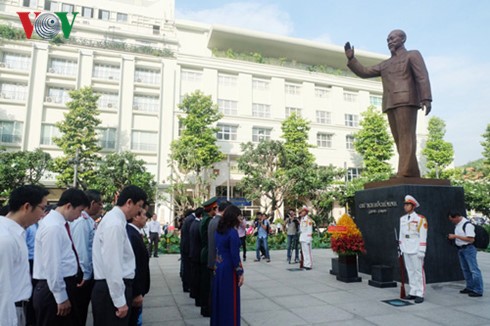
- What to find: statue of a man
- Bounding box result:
[345,29,432,178]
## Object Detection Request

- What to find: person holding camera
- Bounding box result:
[254,213,270,262]
[284,210,299,264]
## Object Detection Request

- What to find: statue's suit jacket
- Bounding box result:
[347,47,432,112]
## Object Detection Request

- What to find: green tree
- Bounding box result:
[281,113,316,203]
[0,149,51,202]
[92,151,156,203]
[422,116,454,178]
[167,91,224,212]
[51,86,101,189]
[481,123,490,173]
[237,140,290,216]
[354,106,394,178]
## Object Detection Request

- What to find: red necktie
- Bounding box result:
[65,222,81,269]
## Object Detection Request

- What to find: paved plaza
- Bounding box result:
[88,249,490,325]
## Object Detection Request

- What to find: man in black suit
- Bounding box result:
[189,207,204,306]
[126,204,150,326]
[180,209,196,293]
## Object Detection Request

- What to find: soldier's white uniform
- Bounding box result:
[399,195,428,299]
[299,210,313,269]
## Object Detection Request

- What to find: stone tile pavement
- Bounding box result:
[88,249,490,325]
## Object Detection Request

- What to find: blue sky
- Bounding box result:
[176,0,490,166]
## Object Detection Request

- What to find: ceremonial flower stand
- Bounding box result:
[336,254,361,283]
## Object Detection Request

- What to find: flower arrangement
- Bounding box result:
[330,213,366,256]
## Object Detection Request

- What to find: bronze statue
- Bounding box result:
[345,29,432,178]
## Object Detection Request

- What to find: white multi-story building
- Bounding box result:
[0,0,428,222]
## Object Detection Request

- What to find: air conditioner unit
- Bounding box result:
[107,103,113,108]
[0,92,6,98]
[108,76,114,80]
[136,78,142,83]
[48,67,55,73]
[0,62,6,68]
[46,96,52,102]
[132,105,139,110]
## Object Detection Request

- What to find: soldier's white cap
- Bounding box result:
[404,195,420,208]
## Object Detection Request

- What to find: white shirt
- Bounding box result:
[33,210,78,304]
[71,211,96,280]
[399,212,428,254]
[147,220,161,235]
[299,215,313,243]
[454,217,475,247]
[93,206,135,308]
[0,216,31,326]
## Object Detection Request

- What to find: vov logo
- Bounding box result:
[16,12,78,40]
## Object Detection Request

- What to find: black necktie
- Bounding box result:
[407,215,411,221]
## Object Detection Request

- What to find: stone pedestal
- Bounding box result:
[368,265,397,288]
[354,184,464,283]
[336,255,362,283]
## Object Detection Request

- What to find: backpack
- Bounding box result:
[463,221,490,250]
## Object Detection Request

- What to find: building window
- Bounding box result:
[285,107,302,118]
[40,124,60,145]
[252,78,270,91]
[252,103,271,118]
[315,87,330,98]
[181,69,203,83]
[218,74,238,87]
[346,135,355,150]
[178,120,185,136]
[131,131,157,151]
[217,124,237,141]
[1,52,31,71]
[316,110,331,124]
[46,87,71,104]
[218,99,238,116]
[0,121,23,144]
[285,83,301,95]
[61,3,74,12]
[317,133,332,148]
[252,127,271,142]
[93,63,120,80]
[116,13,128,22]
[48,58,77,76]
[44,0,59,11]
[98,128,117,149]
[133,95,159,113]
[134,68,160,84]
[82,7,93,18]
[347,167,362,181]
[97,92,119,109]
[370,95,382,107]
[0,83,27,101]
[23,0,37,8]
[153,25,160,35]
[343,91,358,102]
[98,10,110,21]
[344,114,359,127]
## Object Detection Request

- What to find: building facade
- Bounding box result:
[0,0,428,222]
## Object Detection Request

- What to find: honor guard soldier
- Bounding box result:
[299,206,313,270]
[399,195,428,303]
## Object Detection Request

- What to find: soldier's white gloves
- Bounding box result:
[417,251,425,259]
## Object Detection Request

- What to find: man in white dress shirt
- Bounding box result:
[147,214,161,258]
[0,185,48,326]
[91,185,147,326]
[33,188,89,325]
[70,189,103,325]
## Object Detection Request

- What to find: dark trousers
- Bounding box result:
[33,276,82,326]
[91,279,133,326]
[26,259,36,326]
[129,306,142,326]
[240,236,247,259]
[182,254,191,292]
[148,233,159,257]
[75,278,94,326]
[190,260,201,306]
[199,265,211,316]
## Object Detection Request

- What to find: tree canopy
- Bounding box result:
[422,116,454,178]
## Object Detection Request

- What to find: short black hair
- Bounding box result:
[8,185,49,213]
[116,185,148,207]
[0,205,10,216]
[448,210,462,218]
[58,188,90,208]
[194,207,204,218]
[218,201,232,212]
[85,189,102,204]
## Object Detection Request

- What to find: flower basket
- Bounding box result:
[329,213,365,282]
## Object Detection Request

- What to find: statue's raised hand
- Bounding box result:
[344,42,354,60]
